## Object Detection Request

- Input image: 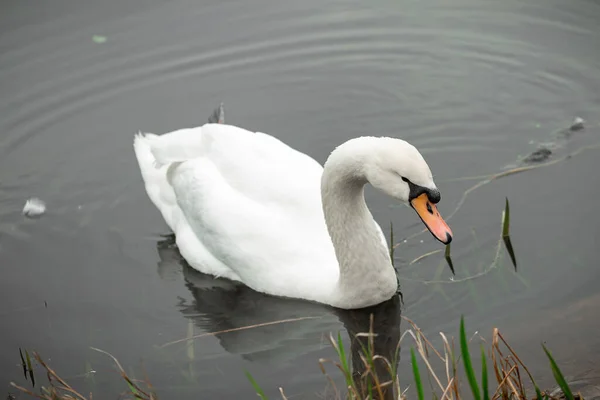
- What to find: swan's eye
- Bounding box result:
[401,176,409,183]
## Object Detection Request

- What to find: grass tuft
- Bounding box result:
[11,316,585,400]
[11,348,157,400]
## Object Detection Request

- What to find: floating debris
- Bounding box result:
[92,35,107,44]
[502,197,517,270]
[522,147,552,163]
[569,116,585,131]
[521,117,587,165]
[22,198,46,218]
[208,102,225,124]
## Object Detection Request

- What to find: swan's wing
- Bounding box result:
[140,122,387,297]
[149,123,339,297]
[149,123,326,210]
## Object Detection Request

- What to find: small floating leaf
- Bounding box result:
[535,123,541,128]
[92,35,107,44]
[444,243,455,275]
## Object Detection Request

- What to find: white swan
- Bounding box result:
[133,106,452,310]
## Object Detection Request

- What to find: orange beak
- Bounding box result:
[410,193,453,244]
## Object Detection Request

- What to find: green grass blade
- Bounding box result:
[18,348,27,378]
[526,365,545,400]
[534,386,545,400]
[410,348,424,400]
[25,350,35,387]
[126,381,141,397]
[444,244,455,275]
[502,197,518,270]
[333,332,355,391]
[502,197,510,237]
[502,236,518,270]
[481,345,489,400]
[245,371,269,400]
[336,332,350,376]
[542,344,574,400]
[460,316,481,400]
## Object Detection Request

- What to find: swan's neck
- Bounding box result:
[321,137,398,309]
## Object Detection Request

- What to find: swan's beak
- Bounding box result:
[410,193,453,244]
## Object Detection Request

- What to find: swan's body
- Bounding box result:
[134,107,452,309]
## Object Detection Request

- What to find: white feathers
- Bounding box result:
[133,121,439,309]
[22,197,46,218]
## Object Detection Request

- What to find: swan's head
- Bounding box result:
[364,137,453,244]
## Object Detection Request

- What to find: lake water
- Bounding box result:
[2,0,600,398]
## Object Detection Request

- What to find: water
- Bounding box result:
[1,0,600,397]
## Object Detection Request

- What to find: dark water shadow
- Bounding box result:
[155,234,402,399]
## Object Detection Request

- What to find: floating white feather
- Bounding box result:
[22,197,46,218]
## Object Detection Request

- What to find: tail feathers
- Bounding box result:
[143,128,205,168]
[133,131,159,171]
[133,131,180,230]
[133,131,167,203]
[138,101,224,168]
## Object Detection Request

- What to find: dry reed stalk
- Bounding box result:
[159,316,323,348]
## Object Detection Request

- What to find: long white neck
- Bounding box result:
[321,137,399,309]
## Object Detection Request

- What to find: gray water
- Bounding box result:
[2,0,600,398]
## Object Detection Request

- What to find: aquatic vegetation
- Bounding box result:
[11,347,158,400]
[501,198,517,270]
[394,137,600,252]
[248,315,582,400]
[91,35,107,44]
[444,243,455,275]
[8,197,588,400]
[9,316,583,400]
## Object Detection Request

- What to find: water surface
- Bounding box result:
[2,0,600,397]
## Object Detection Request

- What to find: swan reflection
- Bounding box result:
[156,234,403,399]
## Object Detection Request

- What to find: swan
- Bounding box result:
[133,105,452,310]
